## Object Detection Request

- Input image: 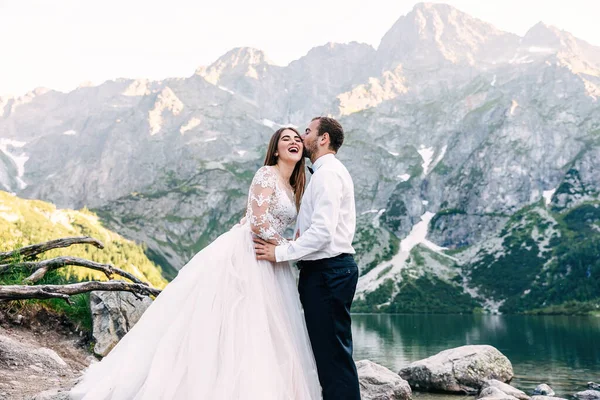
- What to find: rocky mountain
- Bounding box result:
[1,2,599,313]
[377,2,520,68]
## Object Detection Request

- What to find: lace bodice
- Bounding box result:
[245,166,297,245]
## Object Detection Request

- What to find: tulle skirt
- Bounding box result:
[69,223,322,399]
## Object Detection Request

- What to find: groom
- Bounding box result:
[254,116,361,400]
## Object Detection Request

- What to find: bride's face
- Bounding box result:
[277,129,303,164]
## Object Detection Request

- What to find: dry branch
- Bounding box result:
[0,236,104,263]
[0,256,148,285]
[0,236,162,302]
[0,281,161,302]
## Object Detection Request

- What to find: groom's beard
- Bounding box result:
[303,147,311,159]
[304,142,317,160]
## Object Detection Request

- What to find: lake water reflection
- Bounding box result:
[352,314,600,397]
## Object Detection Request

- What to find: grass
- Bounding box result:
[352,275,481,314]
[525,300,600,316]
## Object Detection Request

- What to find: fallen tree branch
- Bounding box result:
[0,281,161,302]
[0,256,148,285]
[0,237,104,263]
[0,236,163,303]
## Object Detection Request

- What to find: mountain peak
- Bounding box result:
[412,2,455,14]
[212,47,274,68]
[521,21,600,71]
[196,47,275,84]
[524,21,564,41]
[521,21,582,52]
[378,2,517,67]
[300,41,375,59]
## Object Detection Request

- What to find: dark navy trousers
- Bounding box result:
[297,253,361,400]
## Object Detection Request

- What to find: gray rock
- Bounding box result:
[428,213,509,249]
[478,386,519,400]
[482,379,530,400]
[357,360,412,400]
[34,348,68,367]
[574,390,600,400]
[590,384,600,392]
[90,289,152,356]
[399,345,513,394]
[532,396,567,400]
[28,389,70,400]
[0,335,68,370]
[533,384,555,396]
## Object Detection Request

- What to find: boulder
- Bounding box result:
[533,384,555,396]
[28,389,70,400]
[589,384,600,392]
[90,289,152,356]
[574,390,600,400]
[399,345,513,394]
[478,386,519,400]
[1,333,73,400]
[357,360,412,400]
[482,379,530,400]
[532,396,567,400]
[0,335,68,371]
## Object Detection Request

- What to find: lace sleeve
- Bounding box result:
[247,167,288,245]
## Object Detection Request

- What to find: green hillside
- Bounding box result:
[0,191,168,329]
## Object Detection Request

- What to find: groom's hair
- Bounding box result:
[312,116,344,152]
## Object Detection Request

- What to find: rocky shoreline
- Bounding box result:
[0,306,598,400]
[1,328,597,400]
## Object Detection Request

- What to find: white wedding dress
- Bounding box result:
[69,166,322,400]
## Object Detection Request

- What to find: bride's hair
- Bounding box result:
[264,127,306,211]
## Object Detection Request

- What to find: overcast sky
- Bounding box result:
[1,0,598,96]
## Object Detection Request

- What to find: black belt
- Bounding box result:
[296,253,355,270]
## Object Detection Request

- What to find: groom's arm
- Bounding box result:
[275,169,343,262]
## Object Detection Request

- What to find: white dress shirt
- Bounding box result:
[275,153,356,262]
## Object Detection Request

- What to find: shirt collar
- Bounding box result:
[312,153,335,172]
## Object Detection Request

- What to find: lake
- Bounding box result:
[352,314,600,397]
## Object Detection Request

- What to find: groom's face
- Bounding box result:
[302,119,320,159]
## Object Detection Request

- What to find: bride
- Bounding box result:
[69,127,322,399]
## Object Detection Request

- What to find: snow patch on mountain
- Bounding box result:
[262,119,282,129]
[357,211,440,294]
[218,86,235,95]
[543,188,556,206]
[0,139,29,190]
[418,146,435,175]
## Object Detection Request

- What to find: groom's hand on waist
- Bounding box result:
[253,238,277,262]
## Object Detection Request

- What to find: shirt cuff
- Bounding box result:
[275,243,291,262]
